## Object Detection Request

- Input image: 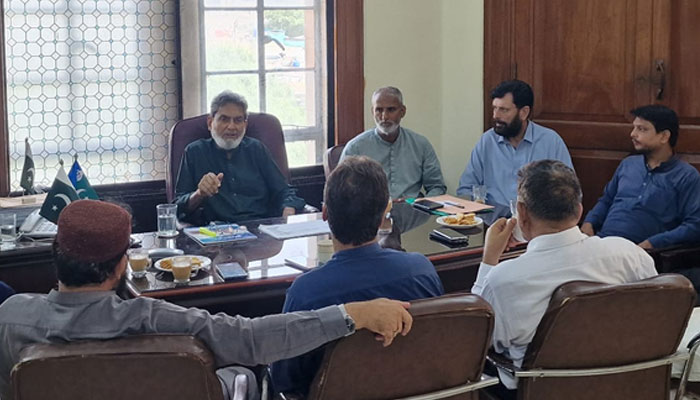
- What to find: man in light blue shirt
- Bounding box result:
[457,80,572,212]
[341,87,446,200]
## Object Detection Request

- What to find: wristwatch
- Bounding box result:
[339,304,356,336]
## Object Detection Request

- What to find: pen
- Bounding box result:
[199,227,217,237]
[443,200,465,209]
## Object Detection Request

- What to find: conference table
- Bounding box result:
[124,202,515,317]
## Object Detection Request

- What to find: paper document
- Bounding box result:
[259,220,330,240]
[425,194,494,215]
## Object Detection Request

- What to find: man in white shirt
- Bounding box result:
[472,160,657,398]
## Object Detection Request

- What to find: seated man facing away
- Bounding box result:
[175,90,305,224]
[0,200,413,400]
[271,156,444,395]
[457,80,572,210]
[340,86,446,200]
[472,160,657,398]
[582,105,700,249]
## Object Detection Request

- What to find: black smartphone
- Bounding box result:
[413,199,443,212]
[430,227,469,244]
[215,262,248,281]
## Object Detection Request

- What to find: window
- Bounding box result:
[198,0,328,167]
[3,0,180,191]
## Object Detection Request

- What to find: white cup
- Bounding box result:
[317,238,334,264]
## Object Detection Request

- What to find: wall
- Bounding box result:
[363,0,484,194]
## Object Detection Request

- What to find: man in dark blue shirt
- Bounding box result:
[271,156,444,395]
[582,105,700,249]
[0,282,14,304]
[174,91,305,224]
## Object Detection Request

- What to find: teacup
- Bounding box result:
[127,248,151,278]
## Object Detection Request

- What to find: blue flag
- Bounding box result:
[68,159,99,200]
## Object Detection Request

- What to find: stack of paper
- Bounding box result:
[259,220,330,240]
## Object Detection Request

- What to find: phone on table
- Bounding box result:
[412,199,443,212]
[215,262,249,281]
[430,227,469,245]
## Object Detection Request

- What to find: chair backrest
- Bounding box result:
[306,293,494,400]
[519,274,696,400]
[12,335,225,400]
[322,144,345,178]
[166,113,290,202]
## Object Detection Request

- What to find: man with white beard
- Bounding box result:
[340,86,446,200]
[175,91,304,224]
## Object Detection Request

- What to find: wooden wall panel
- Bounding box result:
[333,0,364,145]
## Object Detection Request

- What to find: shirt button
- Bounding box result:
[638,195,642,199]
[643,183,646,186]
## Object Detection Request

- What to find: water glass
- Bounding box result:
[0,213,17,245]
[156,204,178,237]
[509,199,527,243]
[472,185,487,204]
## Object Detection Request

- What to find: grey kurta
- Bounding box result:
[340,127,446,199]
[0,290,349,399]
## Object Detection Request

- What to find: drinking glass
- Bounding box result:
[0,213,17,247]
[156,204,178,237]
[472,185,487,204]
[127,248,151,278]
[171,256,193,284]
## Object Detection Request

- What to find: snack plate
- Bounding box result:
[154,255,211,273]
[436,215,483,229]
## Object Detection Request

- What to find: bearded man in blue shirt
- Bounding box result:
[457,80,573,212]
[582,105,700,249]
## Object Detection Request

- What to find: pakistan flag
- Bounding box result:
[40,165,80,224]
[19,138,35,194]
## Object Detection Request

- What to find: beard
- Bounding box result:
[376,121,399,136]
[492,117,522,139]
[212,129,245,150]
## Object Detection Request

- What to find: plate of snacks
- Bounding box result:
[154,255,211,273]
[436,213,483,229]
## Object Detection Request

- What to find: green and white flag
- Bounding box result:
[19,138,35,194]
[39,164,80,224]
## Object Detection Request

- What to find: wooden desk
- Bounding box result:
[124,204,502,317]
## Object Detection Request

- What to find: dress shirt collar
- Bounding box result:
[332,242,383,260]
[46,289,118,305]
[525,225,587,253]
[644,154,680,173]
[372,127,403,146]
[496,120,534,145]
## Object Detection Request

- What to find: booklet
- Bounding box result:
[183,224,257,245]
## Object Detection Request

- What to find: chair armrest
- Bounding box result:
[486,350,521,375]
[658,244,700,273]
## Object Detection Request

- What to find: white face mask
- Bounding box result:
[212,128,245,150]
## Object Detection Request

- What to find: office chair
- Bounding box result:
[488,274,696,400]
[11,335,231,400]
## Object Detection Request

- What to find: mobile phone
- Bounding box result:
[430,227,469,244]
[413,199,443,212]
[215,262,249,281]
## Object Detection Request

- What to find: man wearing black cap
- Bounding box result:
[0,200,413,400]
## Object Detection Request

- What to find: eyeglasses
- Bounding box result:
[217,115,247,125]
